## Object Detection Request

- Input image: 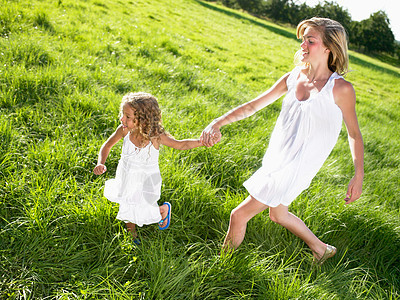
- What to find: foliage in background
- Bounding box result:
[217,0,397,57]
[350,11,395,53]
[1,0,400,298]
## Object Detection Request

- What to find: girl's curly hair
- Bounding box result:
[120,92,166,145]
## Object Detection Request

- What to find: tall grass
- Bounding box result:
[1,0,399,298]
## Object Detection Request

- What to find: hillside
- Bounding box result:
[1,0,399,298]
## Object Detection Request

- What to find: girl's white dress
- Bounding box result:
[104,132,162,226]
[243,66,343,207]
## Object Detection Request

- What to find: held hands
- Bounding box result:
[344,175,363,204]
[200,120,222,147]
[93,164,107,175]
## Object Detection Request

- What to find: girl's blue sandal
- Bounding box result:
[133,238,141,245]
[158,202,171,230]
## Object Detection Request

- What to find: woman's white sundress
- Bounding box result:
[104,132,162,226]
[243,66,343,207]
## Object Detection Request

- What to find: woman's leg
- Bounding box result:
[269,204,327,259]
[223,195,268,251]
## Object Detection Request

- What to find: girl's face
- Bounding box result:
[120,103,138,131]
[300,26,329,63]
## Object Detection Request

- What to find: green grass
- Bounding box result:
[1,0,400,298]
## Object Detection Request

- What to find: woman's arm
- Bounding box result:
[158,133,203,150]
[334,79,364,204]
[93,125,125,175]
[201,72,290,147]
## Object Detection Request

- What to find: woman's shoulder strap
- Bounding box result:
[327,72,345,91]
[331,72,344,80]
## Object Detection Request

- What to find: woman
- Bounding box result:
[201,17,364,264]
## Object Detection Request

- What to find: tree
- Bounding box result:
[264,0,290,23]
[237,0,266,15]
[295,3,313,24]
[221,0,241,10]
[395,42,400,61]
[349,20,364,50]
[359,11,395,53]
[310,1,352,34]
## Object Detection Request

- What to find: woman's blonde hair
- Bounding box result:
[120,92,166,145]
[295,17,349,76]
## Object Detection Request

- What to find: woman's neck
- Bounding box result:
[306,64,332,82]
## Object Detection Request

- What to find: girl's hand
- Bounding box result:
[344,175,363,204]
[93,164,107,175]
[200,121,222,147]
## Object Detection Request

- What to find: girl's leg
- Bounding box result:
[223,195,269,251]
[159,203,169,227]
[269,205,327,259]
[126,222,138,239]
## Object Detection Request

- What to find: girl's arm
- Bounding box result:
[201,72,290,147]
[93,125,125,175]
[158,133,203,150]
[333,79,364,204]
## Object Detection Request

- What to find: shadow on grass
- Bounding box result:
[335,206,400,288]
[349,54,400,77]
[194,0,297,41]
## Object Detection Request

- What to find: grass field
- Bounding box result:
[1,0,400,298]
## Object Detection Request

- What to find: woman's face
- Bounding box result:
[300,26,329,63]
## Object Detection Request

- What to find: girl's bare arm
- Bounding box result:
[93,125,125,175]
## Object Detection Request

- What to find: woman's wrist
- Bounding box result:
[354,169,364,180]
[212,118,223,130]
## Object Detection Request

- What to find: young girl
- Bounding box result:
[94,92,202,242]
[201,17,364,264]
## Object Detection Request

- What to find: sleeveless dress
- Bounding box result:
[103,132,162,226]
[243,66,343,207]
